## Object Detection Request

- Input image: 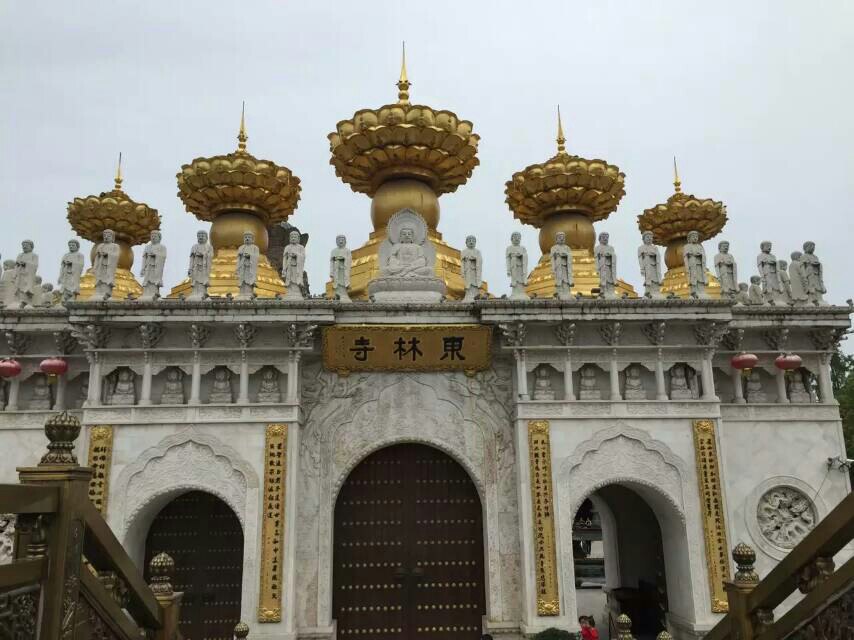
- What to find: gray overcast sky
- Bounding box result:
[1,1,853,306]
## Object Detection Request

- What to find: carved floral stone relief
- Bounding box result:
[756,486,817,549]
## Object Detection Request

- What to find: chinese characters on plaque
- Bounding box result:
[323,325,491,373]
[259,424,288,622]
[528,420,560,616]
[692,419,731,613]
[87,426,114,515]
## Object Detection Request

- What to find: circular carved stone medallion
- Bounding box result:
[756,486,817,549]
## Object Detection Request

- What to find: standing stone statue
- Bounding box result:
[188,230,214,300]
[777,259,793,303]
[140,230,167,301]
[281,230,306,300]
[13,240,39,307]
[788,251,809,305]
[594,232,617,299]
[506,231,529,301]
[748,275,766,305]
[57,239,84,303]
[757,241,785,305]
[550,231,573,300]
[800,241,827,305]
[714,241,738,298]
[461,235,483,302]
[93,229,120,300]
[329,234,352,302]
[638,231,663,299]
[683,230,708,299]
[235,231,259,300]
[0,259,15,307]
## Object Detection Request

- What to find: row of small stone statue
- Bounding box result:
[0,226,829,307]
[504,229,827,304]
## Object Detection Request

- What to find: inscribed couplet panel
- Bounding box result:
[528,420,560,616]
[259,424,288,622]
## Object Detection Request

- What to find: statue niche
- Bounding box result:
[367,208,446,303]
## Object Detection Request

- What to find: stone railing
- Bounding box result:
[705,492,853,640]
[0,411,183,639]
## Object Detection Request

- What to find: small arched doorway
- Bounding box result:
[333,443,486,639]
[143,491,244,640]
[573,485,669,638]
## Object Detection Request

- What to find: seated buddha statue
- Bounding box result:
[385,227,433,278]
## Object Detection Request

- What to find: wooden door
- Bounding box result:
[144,491,244,640]
[333,444,485,640]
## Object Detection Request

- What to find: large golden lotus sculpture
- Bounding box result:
[505,154,626,226]
[504,110,634,298]
[67,163,160,300]
[329,106,479,197]
[176,152,300,225]
[637,165,727,298]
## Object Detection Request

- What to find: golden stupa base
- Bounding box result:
[661,266,721,299]
[78,268,142,301]
[328,228,471,300]
[170,249,286,299]
[525,251,637,299]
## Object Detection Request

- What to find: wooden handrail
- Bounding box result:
[756,555,854,640]
[0,484,58,513]
[747,492,854,612]
[80,498,162,629]
[0,557,46,590]
[80,566,145,640]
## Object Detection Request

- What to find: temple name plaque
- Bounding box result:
[323,324,492,373]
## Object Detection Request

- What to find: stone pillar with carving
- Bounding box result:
[775,368,790,404]
[818,353,834,404]
[563,350,574,401]
[234,324,255,406]
[654,350,668,401]
[609,350,621,401]
[188,324,208,406]
[700,350,717,401]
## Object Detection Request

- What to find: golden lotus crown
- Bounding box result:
[505,109,625,227]
[328,48,480,196]
[67,155,161,246]
[176,110,301,225]
[637,161,727,244]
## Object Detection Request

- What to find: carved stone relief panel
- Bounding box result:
[756,486,817,549]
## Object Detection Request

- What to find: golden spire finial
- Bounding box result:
[673,156,682,193]
[397,41,411,105]
[237,101,248,153]
[114,152,123,191]
[556,105,566,154]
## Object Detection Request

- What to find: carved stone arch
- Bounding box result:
[555,422,711,627]
[307,371,520,631]
[110,426,262,621]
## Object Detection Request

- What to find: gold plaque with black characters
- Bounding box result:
[322,325,492,374]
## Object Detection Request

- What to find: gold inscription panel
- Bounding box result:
[87,426,114,515]
[322,324,492,373]
[259,424,288,622]
[693,419,731,613]
[528,420,560,616]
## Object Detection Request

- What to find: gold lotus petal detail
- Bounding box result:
[176,151,301,224]
[329,103,480,196]
[504,153,626,227]
[67,189,161,246]
[637,192,728,245]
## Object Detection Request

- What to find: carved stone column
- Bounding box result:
[189,351,202,405]
[700,349,718,401]
[515,350,529,401]
[139,352,153,405]
[238,351,250,405]
[775,367,790,404]
[52,373,67,410]
[6,378,20,411]
[818,353,834,404]
[563,349,574,401]
[87,352,102,407]
[286,352,300,403]
[609,349,621,401]
[654,349,668,401]
[730,367,746,404]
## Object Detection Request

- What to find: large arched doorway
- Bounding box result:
[573,485,669,639]
[143,491,244,640]
[333,443,486,639]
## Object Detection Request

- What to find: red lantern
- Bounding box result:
[0,359,22,379]
[731,353,758,371]
[775,353,803,371]
[39,357,68,376]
